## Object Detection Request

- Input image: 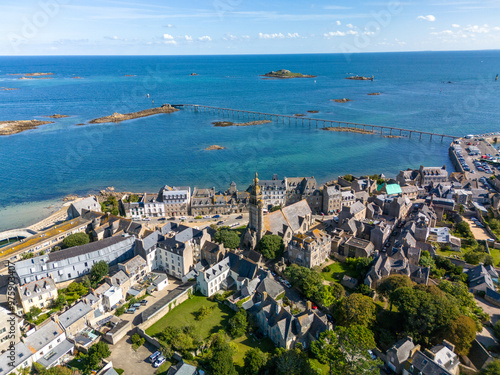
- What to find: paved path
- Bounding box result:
[108,335,160,375]
[463,217,494,241]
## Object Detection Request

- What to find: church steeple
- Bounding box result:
[248,171,264,245]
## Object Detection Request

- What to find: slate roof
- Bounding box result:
[281,200,311,232]
[36,338,74,368]
[256,278,284,299]
[58,301,92,329]
[228,252,259,279]
[17,277,56,301]
[166,360,198,375]
[0,342,32,375]
[48,236,133,263]
[24,320,64,353]
[108,270,130,286]
[406,350,453,375]
[203,257,230,281]
[388,337,415,363]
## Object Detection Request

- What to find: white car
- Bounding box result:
[153,356,166,368]
[180,216,187,220]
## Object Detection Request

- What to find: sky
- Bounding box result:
[0,0,499,55]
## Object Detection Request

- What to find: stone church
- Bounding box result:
[242,172,313,249]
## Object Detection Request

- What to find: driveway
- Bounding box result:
[108,334,160,375]
[463,217,494,241]
[474,296,500,348]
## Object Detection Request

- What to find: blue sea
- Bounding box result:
[0,51,499,230]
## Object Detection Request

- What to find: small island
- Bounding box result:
[346,75,373,81]
[212,120,271,127]
[322,127,374,135]
[332,98,353,103]
[9,72,53,76]
[261,69,316,79]
[0,87,19,91]
[294,114,306,117]
[367,92,381,96]
[124,75,135,77]
[19,77,53,80]
[205,145,226,150]
[0,120,54,136]
[72,76,83,79]
[190,73,198,76]
[307,110,319,113]
[45,114,69,119]
[89,104,179,124]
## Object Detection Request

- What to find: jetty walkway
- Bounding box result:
[172,104,459,141]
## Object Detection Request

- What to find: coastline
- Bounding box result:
[0,120,54,136]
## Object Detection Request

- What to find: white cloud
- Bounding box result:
[452,24,460,28]
[417,15,436,22]
[259,32,285,39]
[431,30,453,35]
[223,34,238,41]
[324,31,346,37]
[241,35,250,39]
[184,35,193,41]
[346,23,354,29]
[105,36,120,40]
[163,40,177,45]
[198,35,212,41]
[163,34,174,40]
[165,24,174,28]
[463,24,490,33]
[336,20,341,26]
[258,32,300,39]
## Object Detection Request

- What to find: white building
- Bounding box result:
[158,185,191,217]
[0,306,21,353]
[197,257,231,297]
[341,191,356,207]
[102,286,123,311]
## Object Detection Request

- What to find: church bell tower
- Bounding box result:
[248,172,264,243]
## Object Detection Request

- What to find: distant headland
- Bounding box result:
[346,75,374,81]
[0,120,54,136]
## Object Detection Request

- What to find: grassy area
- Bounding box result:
[67,358,86,372]
[154,360,173,375]
[309,355,330,374]
[231,226,247,237]
[489,248,500,267]
[146,294,232,339]
[436,249,463,259]
[146,294,277,375]
[320,262,355,283]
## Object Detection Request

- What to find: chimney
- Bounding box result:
[261,291,268,303]
[306,301,312,312]
[442,340,455,352]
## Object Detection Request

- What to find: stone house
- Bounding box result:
[286,229,332,268]
[15,277,57,313]
[341,236,374,258]
[385,337,418,374]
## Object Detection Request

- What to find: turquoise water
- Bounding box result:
[0,52,499,230]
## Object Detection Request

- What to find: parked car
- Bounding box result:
[132,303,141,309]
[149,351,161,363]
[213,215,221,218]
[140,299,148,305]
[180,216,187,220]
[153,356,166,368]
[236,215,243,219]
[126,307,136,314]
[217,220,224,225]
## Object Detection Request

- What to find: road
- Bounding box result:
[139,212,249,230]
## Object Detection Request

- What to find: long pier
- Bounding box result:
[172,104,459,141]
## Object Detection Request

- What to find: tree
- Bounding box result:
[390,286,459,346]
[209,336,237,375]
[343,174,354,182]
[52,293,67,309]
[195,305,213,321]
[81,275,91,290]
[214,229,241,249]
[334,293,376,328]
[244,347,268,375]
[115,306,125,316]
[285,264,329,306]
[445,315,477,356]
[88,341,111,359]
[493,320,500,340]
[270,348,317,375]
[228,309,248,338]
[61,232,90,249]
[256,235,284,260]
[330,282,345,300]
[26,306,42,321]
[377,275,414,310]
[311,330,342,374]
[131,333,145,350]
[91,260,109,283]
[481,360,500,375]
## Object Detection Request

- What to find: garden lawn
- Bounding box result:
[489,248,500,267]
[232,334,275,372]
[146,294,232,339]
[436,248,463,259]
[309,355,330,374]
[321,262,355,282]
[154,360,172,375]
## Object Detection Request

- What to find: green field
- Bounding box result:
[320,262,355,282]
[146,294,277,374]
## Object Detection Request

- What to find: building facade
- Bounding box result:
[286,230,332,268]
[15,277,57,313]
